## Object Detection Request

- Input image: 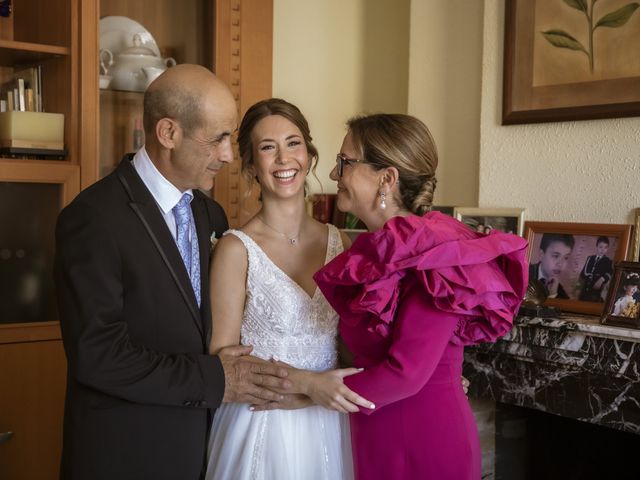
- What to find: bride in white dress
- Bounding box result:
[205,99,367,480]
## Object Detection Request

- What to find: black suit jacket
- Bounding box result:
[55,156,228,480]
[578,255,613,301]
[529,263,569,299]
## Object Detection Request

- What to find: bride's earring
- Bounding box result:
[379,191,387,210]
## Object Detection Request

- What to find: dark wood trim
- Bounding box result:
[0,322,62,345]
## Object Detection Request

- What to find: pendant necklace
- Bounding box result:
[256,215,300,246]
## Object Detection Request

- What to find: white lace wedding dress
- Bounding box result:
[205,225,353,480]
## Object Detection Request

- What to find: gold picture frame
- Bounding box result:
[601,261,640,329]
[630,208,640,261]
[453,207,525,236]
[503,0,640,124]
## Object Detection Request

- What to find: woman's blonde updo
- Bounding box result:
[237,98,319,189]
[346,113,438,216]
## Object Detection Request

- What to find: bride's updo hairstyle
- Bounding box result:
[237,98,319,188]
[346,114,438,216]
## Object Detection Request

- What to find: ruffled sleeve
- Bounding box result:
[313,212,528,346]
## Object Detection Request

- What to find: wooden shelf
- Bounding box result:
[100,88,143,96]
[0,158,73,169]
[0,39,70,66]
[0,160,79,204]
[0,322,61,345]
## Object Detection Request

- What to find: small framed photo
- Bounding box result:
[601,262,640,329]
[431,205,456,217]
[453,207,525,236]
[524,221,633,315]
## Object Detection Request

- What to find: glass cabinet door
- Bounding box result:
[98,0,212,178]
[0,182,60,324]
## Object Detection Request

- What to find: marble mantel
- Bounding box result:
[464,313,640,435]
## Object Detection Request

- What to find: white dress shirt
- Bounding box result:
[132,147,194,243]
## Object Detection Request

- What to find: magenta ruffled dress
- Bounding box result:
[314,212,528,480]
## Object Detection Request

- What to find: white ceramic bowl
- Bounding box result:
[99,75,113,89]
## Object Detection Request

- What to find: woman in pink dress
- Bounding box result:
[256,113,527,478]
[315,114,527,480]
[308,113,528,479]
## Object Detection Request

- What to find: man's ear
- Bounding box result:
[156,118,180,149]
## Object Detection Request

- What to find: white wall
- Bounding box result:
[479,1,640,224]
[273,0,409,193]
[408,0,485,206]
[273,1,640,223]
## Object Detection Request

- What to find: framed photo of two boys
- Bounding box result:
[524,221,632,315]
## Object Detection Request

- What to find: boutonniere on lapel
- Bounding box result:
[210,232,218,251]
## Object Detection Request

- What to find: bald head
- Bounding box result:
[143,64,235,138]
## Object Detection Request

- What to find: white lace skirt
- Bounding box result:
[206,402,353,480]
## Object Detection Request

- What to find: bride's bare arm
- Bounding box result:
[209,235,248,355]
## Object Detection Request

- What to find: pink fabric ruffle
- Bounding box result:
[314,213,529,345]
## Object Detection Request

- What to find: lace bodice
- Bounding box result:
[225,225,343,372]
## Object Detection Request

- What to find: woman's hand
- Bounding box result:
[293,368,375,414]
[462,376,470,396]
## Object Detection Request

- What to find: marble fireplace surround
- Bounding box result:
[464,314,640,435]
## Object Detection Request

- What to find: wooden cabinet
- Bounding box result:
[0,325,66,480]
[0,1,79,476]
[0,2,272,478]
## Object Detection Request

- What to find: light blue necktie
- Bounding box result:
[172,192,201,307]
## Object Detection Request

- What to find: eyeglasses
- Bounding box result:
[335,154,360,177]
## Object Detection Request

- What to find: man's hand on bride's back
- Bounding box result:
[218,345,292,404]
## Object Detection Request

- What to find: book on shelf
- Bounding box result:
[16,77,25,111]
[6,88,13,111]
[0,146,68,160]
[25,88,34,112]
[0,110,65,159]
[1,66,43,112]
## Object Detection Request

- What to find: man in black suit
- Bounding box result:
[529,233,574,300]
[55,65,289,480]
[578,236,614,302]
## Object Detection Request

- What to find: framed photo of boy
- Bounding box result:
[454,207,525,236]
[503,0,640,124]
[524,221,632,315]
[601,261,640,329]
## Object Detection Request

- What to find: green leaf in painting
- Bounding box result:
[595,3,640,28]
[541,29,587,52]
[562,0,588,12]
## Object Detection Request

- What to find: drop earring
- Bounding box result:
[379,191,387,209]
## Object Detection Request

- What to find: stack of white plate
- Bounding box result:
[99,16,161,90]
